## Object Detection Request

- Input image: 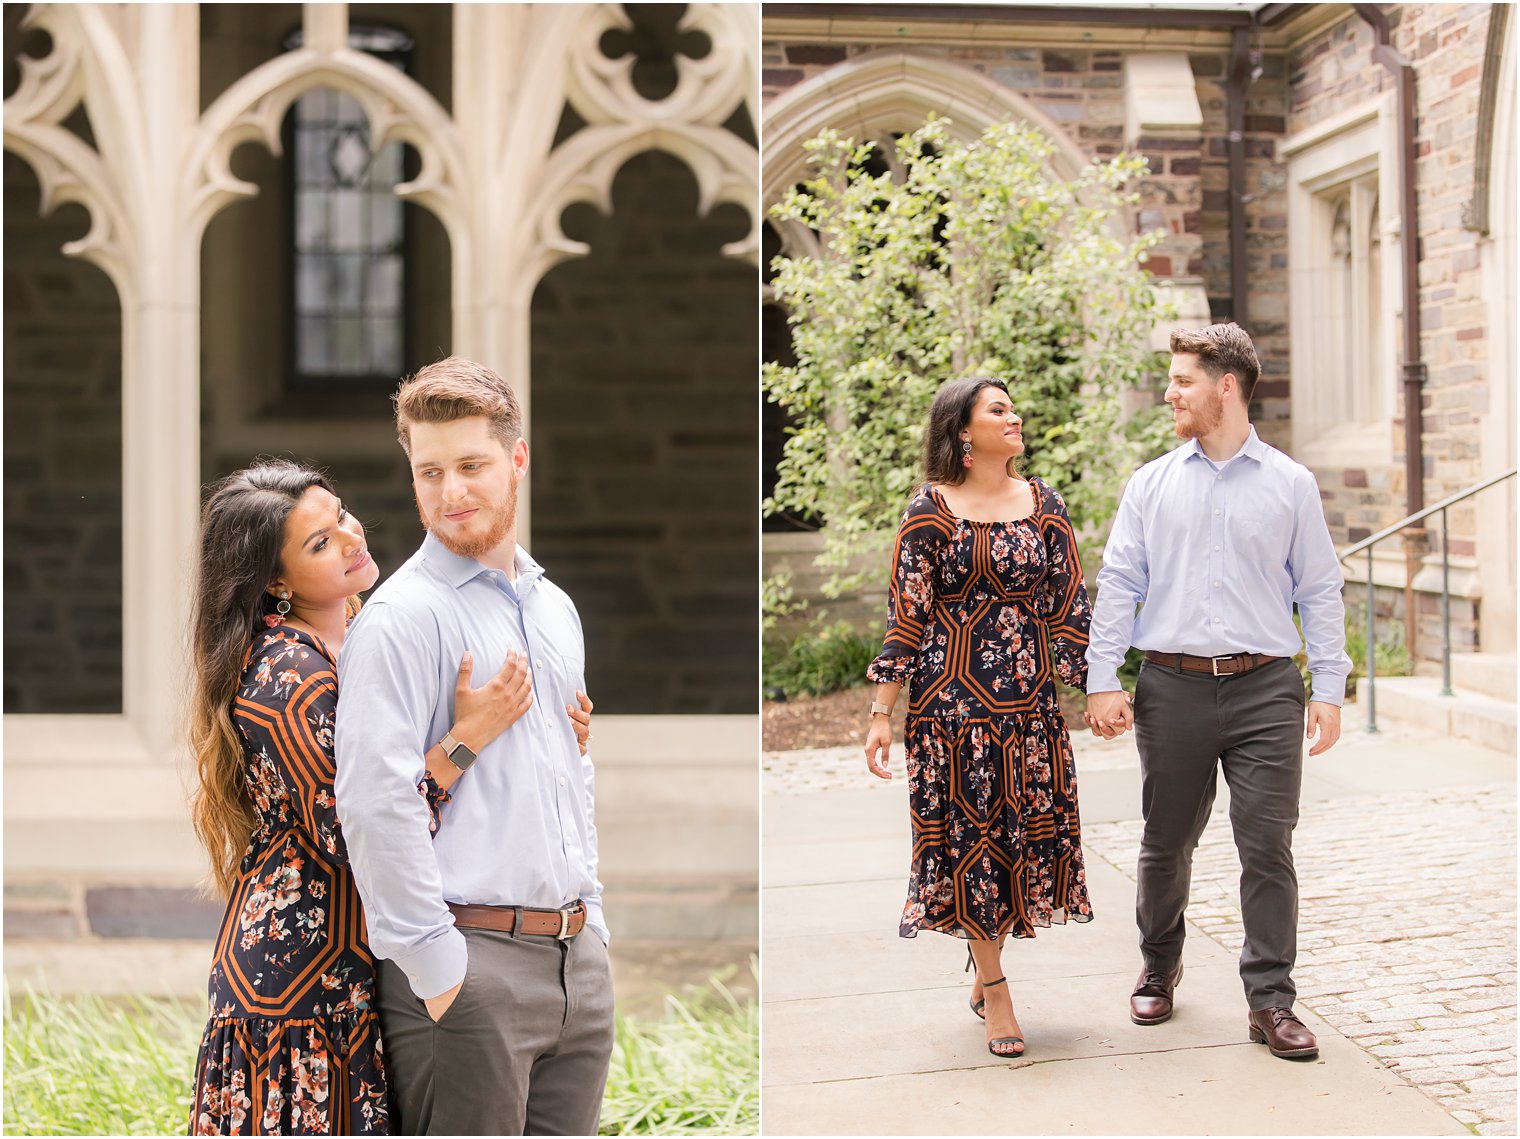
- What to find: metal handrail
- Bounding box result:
[1336,466,1516,732]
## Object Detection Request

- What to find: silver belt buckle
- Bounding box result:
[1212,655,1228,676]
[556,906,576,940]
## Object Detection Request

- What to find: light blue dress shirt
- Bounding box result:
[1086,427,1352,705]
[334,533,606,1001]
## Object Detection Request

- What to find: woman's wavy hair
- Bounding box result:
[186,459,356,897]
[923,376,1019,486]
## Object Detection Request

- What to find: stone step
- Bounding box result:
[1450,653,1516,703]
[1355,675,1517,755]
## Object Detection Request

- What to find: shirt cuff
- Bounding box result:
[584,897,610,947]
[1085,664,1123,695]
[391,926,468,1001]
[1308,672,1346,706]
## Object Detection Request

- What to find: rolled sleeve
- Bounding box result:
[334,602,465,1000]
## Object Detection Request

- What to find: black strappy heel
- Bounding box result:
[966,947,986,1019]
[980,976,1025,1056]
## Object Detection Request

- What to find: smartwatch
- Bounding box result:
[439,731,478,772]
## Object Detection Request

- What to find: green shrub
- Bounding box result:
[763,117,1175,611]
[764,621,877,699]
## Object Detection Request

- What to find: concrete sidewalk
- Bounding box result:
[761,720,1515,1135]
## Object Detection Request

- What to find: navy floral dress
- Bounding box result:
[868,479,1095,941]
[190,626,446,1135]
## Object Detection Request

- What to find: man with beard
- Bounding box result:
[334,357,613,1134]
[1083,323,1349,1061]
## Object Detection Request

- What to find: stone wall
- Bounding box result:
[2,153,124,713]
[196,6,759,716]
[531,150,759,715]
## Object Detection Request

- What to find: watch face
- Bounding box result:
[449,742,478,770]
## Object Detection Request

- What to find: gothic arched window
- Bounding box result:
[282,25,413,383]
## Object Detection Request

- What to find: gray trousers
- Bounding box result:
[377,925,615,1136]
[1133,656,1306,1010]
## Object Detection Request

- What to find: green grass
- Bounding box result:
[600,975,758,1135]
[3,990,199,1135]
[3,973,759,1136]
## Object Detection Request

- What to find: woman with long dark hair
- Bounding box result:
[186,460,571,1134]
[863,377,1095,1059]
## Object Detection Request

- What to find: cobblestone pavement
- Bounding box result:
[1083,786,1517,1136]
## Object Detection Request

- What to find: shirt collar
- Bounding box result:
[422,531,544,593]
[1181,425,1266,467]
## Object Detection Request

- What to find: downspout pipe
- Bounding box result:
[1354,3,1425,520]
[1228,27,1250,328]
[1354,3,1425,661]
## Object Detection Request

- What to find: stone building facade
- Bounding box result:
[762,3,1514,665]
[4,2,759,998]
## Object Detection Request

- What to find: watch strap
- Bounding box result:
[870,701,893,717]
[440,731,478,772]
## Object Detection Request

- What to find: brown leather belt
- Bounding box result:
[1145,651,1280,677]
[447,900,587,940]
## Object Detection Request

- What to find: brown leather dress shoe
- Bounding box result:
[1248,1007,1319,1059]
[1129,962,1183,1025]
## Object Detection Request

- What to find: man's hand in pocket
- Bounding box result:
[425,979,463,1023]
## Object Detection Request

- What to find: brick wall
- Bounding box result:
[1287,5,1496,661]
[1287,6,1495,519]
[531,150,759,715]
[2,153,124,713]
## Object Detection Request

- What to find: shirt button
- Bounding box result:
[1214,508,1221,516]
[1214,545,1220,552]
[559,777,567,787]
[1213,616,1221,623]
[535,659,544,669]
[1213,581,1221,588]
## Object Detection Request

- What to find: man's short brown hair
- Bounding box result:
[393,356,524,458]
[1169,322,1261,405]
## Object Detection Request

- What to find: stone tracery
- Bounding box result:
[1,0,759,754]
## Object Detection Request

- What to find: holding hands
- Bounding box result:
[1084,690,1134,739]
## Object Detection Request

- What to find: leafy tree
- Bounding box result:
[764,117,1175,608]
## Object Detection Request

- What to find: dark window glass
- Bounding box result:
[283,26,412,383]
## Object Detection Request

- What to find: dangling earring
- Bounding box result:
[265,591,292,628]
[961,440,973,469]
